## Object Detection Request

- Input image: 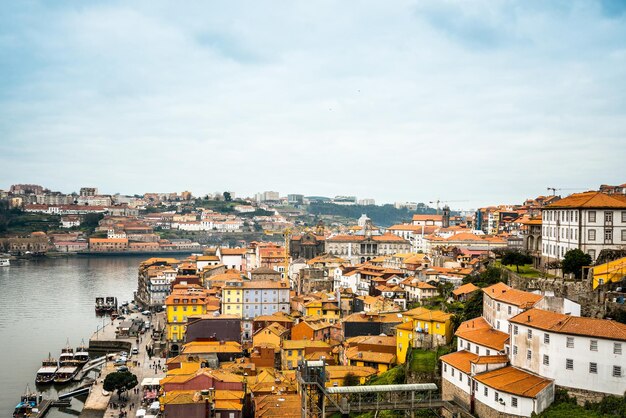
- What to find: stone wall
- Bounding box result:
[442,378,471,411]
[557,385,608,406]
[505,270,604,318]
[474,399,523,418]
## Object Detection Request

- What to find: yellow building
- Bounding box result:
[397,307,453,351]
[344,347,395,373]
[221,281,244,317]
[395,321,414,364]
[304,300,341,323]
[165,284,211,354]
[324,365,377,387]
[252,323,288,352]
[593,256,626,289]
[281,340,331,370]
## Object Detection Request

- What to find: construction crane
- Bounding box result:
[546,187,586,196]
[429,199,469,214]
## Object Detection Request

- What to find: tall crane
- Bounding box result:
[546,187,586,196]
[429,199,469,214]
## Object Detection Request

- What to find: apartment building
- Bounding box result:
[541,191,626,262]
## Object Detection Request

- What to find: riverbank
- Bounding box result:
[83,312,166,418]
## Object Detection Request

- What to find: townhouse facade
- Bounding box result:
[541,191,626,263]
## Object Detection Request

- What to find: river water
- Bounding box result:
[0,256,146,417]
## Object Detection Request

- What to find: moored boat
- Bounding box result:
[105,296,118,312]
[0,255,9,267]
[53,365,79,384]
[95,297,105,313]
[35,353,58,385]
[59,342,75,367]
[12,385,40,417]
[74,340,90,366]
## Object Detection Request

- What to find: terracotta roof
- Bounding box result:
[439,350,479,374]
[474,366,553,398]
[509,308,626,341]
[456,318,509,351]
[482,283,542,308]
[345,346,396,364]
[281,340,330,350]
[546,191,626,209]
[452,283,480,296]
[220,248,247,255]
[324,365,377,380]
[412,214,443,221]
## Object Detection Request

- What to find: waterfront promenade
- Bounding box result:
[82,312,166,418]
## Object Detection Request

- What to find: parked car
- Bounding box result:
[116,366,129,372]
[131,347,139,355]
[141,310,151,316]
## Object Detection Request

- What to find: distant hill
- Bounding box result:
[307,203,436,227]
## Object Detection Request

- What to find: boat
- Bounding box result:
[12,385,40,417]
[35,353,58,385]
[95,297,106,313]
[74,340,90,366]
[59,342,75,366]
[104,296,118,312]
[0,255,9,267]
[53,365,79,384]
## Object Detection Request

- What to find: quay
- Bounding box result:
[81,311,167,418]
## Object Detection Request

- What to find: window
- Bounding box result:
[497,303,500,311]
[527,350,532,360]
[543,355,550,366]
[589,249,596,260]
[588,229,596,241]
[613,366,622,377]
[451,368,455,377]
[590,362,598,374]
[494,391,499,402]
[475,345,480,354]
[486,349,491,355]
[508,306,512,315]
[605,211,613,223]
[444,364,447,372]
[615,343,622,355]
[590,340,598,351]
[528,329,533,339]
[459,373,462,382]
[566,359,573,370]
[605,229,613,243]
[622,230,626,242]
[484,386,488,397]
[513,325,518,335]
[589,211,596,222]
[512,397,518,408]
[513,345,518,355]
[566,337,574,348]
[544,333,550,344]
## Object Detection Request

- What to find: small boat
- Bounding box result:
[53,365,79,384]
[35,353,58,385]
[74,340,90,366]
[0,258,9,267]
[95,297,105,313]
[13,385,40,417]
[105,296,118,312]
[59,342,75,367]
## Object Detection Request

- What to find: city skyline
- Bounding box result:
[1,1,625,208]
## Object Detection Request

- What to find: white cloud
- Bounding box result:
[0,0,624,207]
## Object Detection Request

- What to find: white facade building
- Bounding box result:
[509,308,626,396]
[541,191,626,262]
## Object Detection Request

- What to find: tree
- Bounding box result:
[223,191,232,202]
[82,213,104,232]
[562,249,592,279]
[501,250,533,273]
[343,372,360,386]
[103,371,138,398]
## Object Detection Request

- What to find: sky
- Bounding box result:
[1,0,625,209]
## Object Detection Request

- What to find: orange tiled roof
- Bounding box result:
[510,308,626,341]
[412,214,443,221]
[455,318,509,351]
[345,346,396,364]
[452,283,480,296]
[546,191,626,209]
[439,350,479,374]
[474,366,552,398]
[482,283,542,308]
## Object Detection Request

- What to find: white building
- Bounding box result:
[541,191,626,263]
[509,308,626,396]
[482,282,543,334]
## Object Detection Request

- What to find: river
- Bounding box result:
[0,255,147,417]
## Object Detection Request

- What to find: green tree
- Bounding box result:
[562,249,592,279]
[103,371,138,398]
[343,372,360,386]
[223,191,232,202]
[82,213,104,233]
[501,250,533,273]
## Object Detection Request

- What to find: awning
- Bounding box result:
[140,377,162,386]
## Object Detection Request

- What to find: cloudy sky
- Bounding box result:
[1,0,625,208]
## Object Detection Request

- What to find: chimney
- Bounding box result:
[527,315,531,322]
[358,352,363,358]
